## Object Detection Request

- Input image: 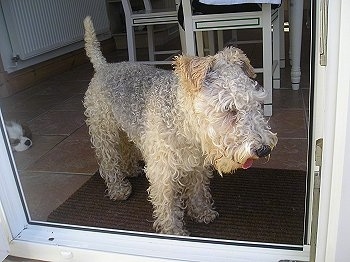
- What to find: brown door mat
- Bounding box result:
[47,168,306,245]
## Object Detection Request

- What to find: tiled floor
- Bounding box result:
[0,26,310,222]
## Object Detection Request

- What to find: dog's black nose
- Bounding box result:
[255,145,271,158]
[24,139,32,146]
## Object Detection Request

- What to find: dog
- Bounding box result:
[83,17,277,235]
[5,120,33,152]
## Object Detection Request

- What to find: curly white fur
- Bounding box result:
[83,17,277,235]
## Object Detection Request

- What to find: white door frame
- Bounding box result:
[1,0,350,260]
[0,214,9,261]
[312,0,350,261]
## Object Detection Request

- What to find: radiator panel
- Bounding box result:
[1,0,110,60]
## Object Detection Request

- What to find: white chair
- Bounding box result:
[179,1,282,116]
[121,0,180,64]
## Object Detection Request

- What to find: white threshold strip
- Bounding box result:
[9,222,310,262]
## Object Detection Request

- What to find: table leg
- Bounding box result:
[289,0,304,90]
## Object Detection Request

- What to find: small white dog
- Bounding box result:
[5,121,33,152]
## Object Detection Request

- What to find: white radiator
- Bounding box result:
[1,0,110,60]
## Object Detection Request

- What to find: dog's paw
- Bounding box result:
[199,209,219,224]
[154,218,190,236]
[160,227,190,236]
[106,179,132,200]
[189,209,219,224]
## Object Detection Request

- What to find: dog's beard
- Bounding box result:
[214,157,241,174]
[211,143,254,175]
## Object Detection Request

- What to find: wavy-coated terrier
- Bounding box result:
[83,17,277,235]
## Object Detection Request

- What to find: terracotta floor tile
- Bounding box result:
[28,110,85,136]
[50,94,85,112]
[50,63,94,82]
[3,93,74,113]
[34,80,89,96]
[26,135,98,175]
[0,110,42,123]
[273,89,305,110]
[13,135,65,171]
[19,171,90,221]
[269,109,308,139]
[302,88,311,108]
[253,138,308,171]
[55,81,89,95]
[66,124,90,141]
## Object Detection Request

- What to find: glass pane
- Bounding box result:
[0,1,311,248]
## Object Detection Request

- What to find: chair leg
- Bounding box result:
[279,4,286,68]
[196,32,205,57]
[217,30,237,50]
[273,8,281,89]
[231,30,238,46]
[262,4,273,117]
[184,29,196,56]
[182,0,197,56]
[289,0,304,90]
[125,20,137,62]
[217,31,224,51]
[183,14,197,56]
[147,25,155,61]
[179,25,187,54]
[208,31,215,55]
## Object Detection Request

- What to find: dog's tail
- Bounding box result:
[83,16,107,71]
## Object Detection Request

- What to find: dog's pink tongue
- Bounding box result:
[242,159,254,169]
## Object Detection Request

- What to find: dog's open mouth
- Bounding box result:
[242,158,254,169]
[242,153,272,169]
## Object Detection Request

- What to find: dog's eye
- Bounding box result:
[9,138,20,146]
[222,105,237,116]
[224,105,230,111]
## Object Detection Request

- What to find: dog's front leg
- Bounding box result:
[185,168,219,224]
[146,164,188,236]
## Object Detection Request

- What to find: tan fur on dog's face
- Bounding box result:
[174,47,277,174]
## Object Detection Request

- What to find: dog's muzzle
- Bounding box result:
[255,145,272,158]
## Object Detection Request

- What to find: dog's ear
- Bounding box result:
[173,55,214,95]
[219,47,256,79]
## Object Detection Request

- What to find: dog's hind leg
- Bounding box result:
[84,82,132,200]
[119,130,144,177]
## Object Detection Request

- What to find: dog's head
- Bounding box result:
[174,47,277,174]
[5,121,33,152]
